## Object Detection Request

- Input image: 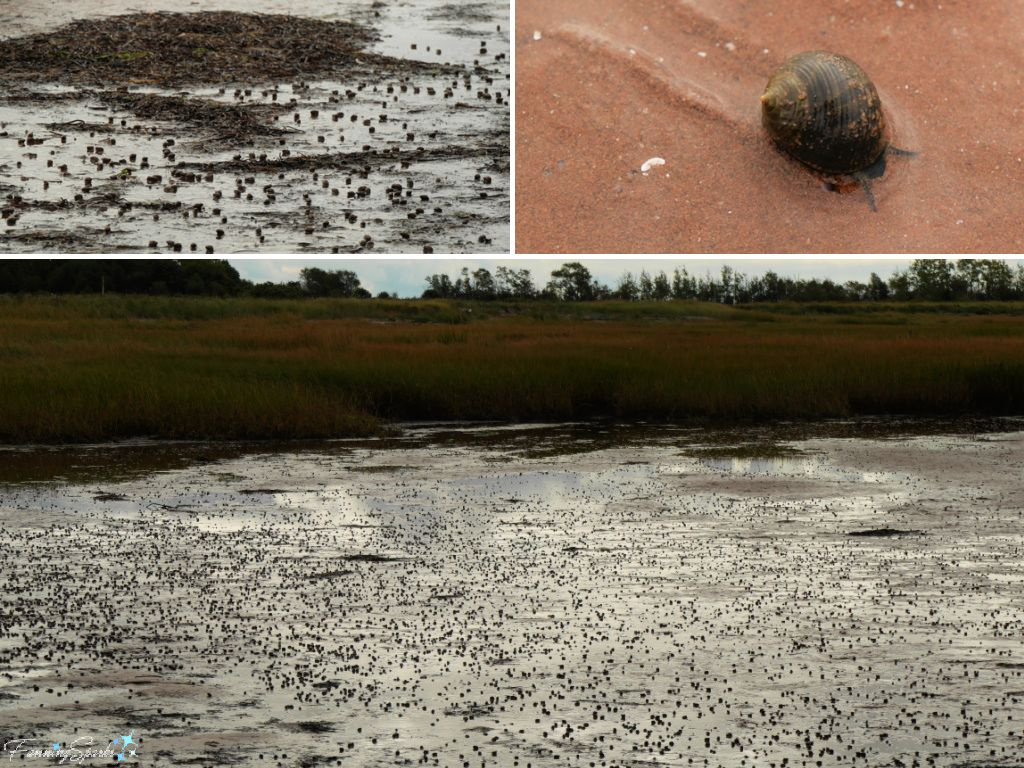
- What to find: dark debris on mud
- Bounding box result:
[0,12,455,87]
[428,3,496,26]
[9,88,287,141]
[100,91,293,139]
[340,553,405,563]
[0,10,509,253]
[306,568,356,582]
[175,138,508,175]
[847,528,923,537]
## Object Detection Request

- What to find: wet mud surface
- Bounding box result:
[0,1,509,253]
[2,421,1024,766]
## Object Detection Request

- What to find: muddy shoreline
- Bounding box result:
[2,421,1023,766]
[2,414,1023,483]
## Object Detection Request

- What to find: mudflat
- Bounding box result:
[0,1,510,253]
[1,422,1023,765]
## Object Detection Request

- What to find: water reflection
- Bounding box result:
[1,424,1023,766]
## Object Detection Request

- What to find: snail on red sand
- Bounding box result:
[760,50,915,209]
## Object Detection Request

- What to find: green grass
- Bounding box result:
[1,295,1023,442]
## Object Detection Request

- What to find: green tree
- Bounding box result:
[616,272,639,301]
[888,269,912,300]
[423,273,455,299]
[547,262,598,301]
[505,268,536,299]
[866,272,889,300]
[908,259,953,300]
[652,271,672,301]
[471,268,496,300]
[300,268,366,297]
[672,268,696,299]
[844,281,868,301]
[639,271,654,301]
[453,268,472,298]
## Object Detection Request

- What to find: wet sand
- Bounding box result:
[2,421,1024,766]
[0,1,509,253]
[515,0,1024,253]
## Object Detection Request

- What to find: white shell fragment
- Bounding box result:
[532,30,542,41]
[640,157,666,175]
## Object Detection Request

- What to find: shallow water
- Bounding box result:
[0,1,509,253]
[1,422,1023,766]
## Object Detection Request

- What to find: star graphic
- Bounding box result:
[52,743,60,751]
[120,731,136,750]
[111,736,121,747]
[115,751,126,763]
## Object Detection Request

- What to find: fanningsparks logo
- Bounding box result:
[3,731,139,763]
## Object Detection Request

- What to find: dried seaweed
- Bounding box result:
[0,11,458,86]
[5,194,187,214]
[174,141,509,175]
[44,119,119,133]
[98,91,292,139]
[0,226,119,246]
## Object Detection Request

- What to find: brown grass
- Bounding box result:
[0,295,1022,442]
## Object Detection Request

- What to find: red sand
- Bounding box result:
[516,0,1024,253]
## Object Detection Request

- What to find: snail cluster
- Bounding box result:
[761,51,889,175]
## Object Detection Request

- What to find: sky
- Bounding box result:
[227,258,1020,298]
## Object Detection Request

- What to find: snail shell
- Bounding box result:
[761,51,888,175]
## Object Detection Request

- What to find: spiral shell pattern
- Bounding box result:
[761,51,888,175]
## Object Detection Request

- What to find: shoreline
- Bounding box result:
[2,417,1023,486]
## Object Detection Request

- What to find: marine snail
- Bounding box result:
[761,51,914,208]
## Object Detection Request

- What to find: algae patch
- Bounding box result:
[0,11,452,86]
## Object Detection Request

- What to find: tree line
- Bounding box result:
[0,261,386,299]
[423,260,1024,303]
[1,259,1023,303]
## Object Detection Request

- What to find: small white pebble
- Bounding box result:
[895,0,904,6]
[532,30,542,41]
[724,41,736,52]
[697,51,707,58]
[640,157,666,175]
[762,48,770,54]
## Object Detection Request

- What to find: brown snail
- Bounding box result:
[761,51,915,209]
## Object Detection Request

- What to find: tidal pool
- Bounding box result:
[1,422,1023,766]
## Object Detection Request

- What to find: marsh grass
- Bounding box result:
[2,296,1023,442]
